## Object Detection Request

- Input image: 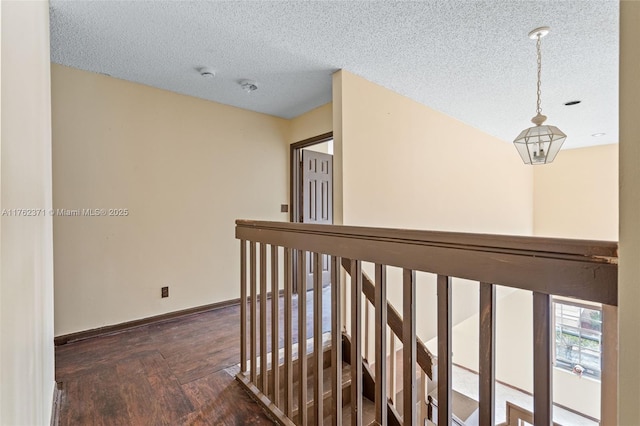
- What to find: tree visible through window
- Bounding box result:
[553,301,602,379]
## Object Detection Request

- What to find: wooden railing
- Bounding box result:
[350,260,434,424]
[235,220,618,425]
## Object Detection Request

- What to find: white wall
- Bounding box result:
[0,1,55,424]
[52,65,290,336]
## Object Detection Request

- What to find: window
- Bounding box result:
[553,300,602,379]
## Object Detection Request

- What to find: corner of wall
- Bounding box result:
[288,103,333,145]
[1,1,56,424]
[619,1,640,423]
[331,71,343,225]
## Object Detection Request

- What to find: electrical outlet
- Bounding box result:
[161,286,169,298]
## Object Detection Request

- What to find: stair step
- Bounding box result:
[248,336,390,425]
[323,396,376,426]
[291,360,353,422]
[390,373,430,417]
[427,389,478,424]
[284,348,376,425]
[257,339,334,388]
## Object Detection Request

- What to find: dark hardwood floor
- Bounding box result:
[55,288,331,425]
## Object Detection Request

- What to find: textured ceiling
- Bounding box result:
[50,0,619,149]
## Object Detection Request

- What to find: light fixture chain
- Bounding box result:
[514,26,566,165]
[536,34,542,115]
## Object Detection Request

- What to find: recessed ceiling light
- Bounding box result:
[564,100,581,106]
[198,67,216,78]
[239,80,258,93]
[591,132,606,137]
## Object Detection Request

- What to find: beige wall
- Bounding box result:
[288,102,332,144]
[533,144,618,241]
[52,65,290,336]
[333,70,534,342]
[619,1,640,423]
[335,70,533,235]
[0,1,55,424]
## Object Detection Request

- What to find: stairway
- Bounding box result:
[252,333,485,425]
[258,337,378,425]
[291,360,377,426]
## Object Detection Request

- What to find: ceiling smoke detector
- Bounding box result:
[198,67,216,78]
[240,80,258,93]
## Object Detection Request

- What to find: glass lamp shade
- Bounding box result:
[513,124,567,165]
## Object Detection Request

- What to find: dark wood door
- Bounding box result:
[301,149,333,290]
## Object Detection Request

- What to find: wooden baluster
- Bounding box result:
[437,274,452,426]
[271,245,280,407]
[240,240,247,373]
[313,253,323,424]
[533,292,552,426]
[331,256,343,426]
[250,242,257,384]
[479,282,496,425]
[403,269,417,425]
[419,369,427,424]
[260,243,268,394]
[364,299,370,363]
[374,264,387,424]
[351,260,363,426]
[601,304,618,426]
[298,250,308,425]
[389,330,396,405]
[342,269,348,335]
[284,248,294,417]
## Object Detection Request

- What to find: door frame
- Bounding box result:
[289,131,333,293]
[289,131,333,223]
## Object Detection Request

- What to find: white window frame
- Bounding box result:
[552,297,602,380]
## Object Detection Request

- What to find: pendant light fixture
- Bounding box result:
[513,27,566,165]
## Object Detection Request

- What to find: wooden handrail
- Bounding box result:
[236,220,618,305]
[236,220,617,259]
